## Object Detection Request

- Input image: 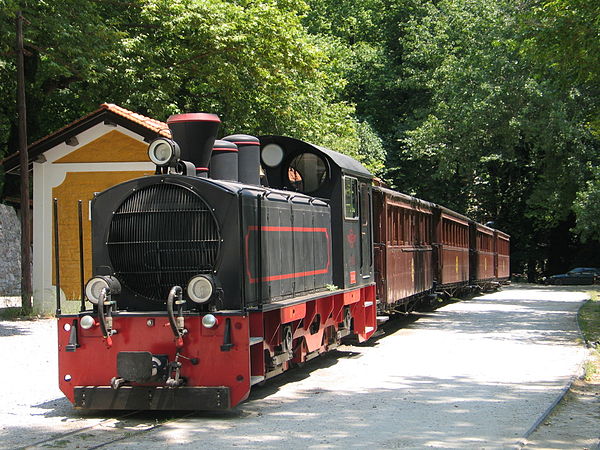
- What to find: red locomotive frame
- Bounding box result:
[58,285,376,409]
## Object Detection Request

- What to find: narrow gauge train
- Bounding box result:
[56,113,510,410]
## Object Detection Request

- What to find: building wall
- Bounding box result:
[51,171,151,301]
[33,123,154,314]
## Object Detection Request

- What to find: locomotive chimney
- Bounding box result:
[210,140,239,181]
[166,113,221,176]
[223,135,261,185]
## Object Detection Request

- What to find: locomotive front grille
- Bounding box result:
[107,183,220,302]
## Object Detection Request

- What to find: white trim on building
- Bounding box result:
[32,122,154,313]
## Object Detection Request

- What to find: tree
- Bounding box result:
[524,0,600,88]
[522,0,600,239]
[303,0,599,275]
[573,168,600,242]
[1,0,383,180]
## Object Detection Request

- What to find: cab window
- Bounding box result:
[286,152,328,194]
[344,176,359,220]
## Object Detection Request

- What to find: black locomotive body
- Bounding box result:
[260,136,374,291]
[56,112,508,411]
[91,174,334,311]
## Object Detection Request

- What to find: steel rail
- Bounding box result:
[20,410,195,449]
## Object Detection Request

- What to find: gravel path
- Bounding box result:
[0,285,590,449]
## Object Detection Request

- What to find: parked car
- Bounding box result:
[545,267,600,285]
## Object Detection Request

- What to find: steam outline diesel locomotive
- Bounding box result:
[56,113,509,410]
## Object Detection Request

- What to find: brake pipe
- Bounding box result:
[167,286,186,348]
[98,288,114,348]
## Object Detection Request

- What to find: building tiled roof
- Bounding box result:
[101,103,171,138]
[1,103,170,174]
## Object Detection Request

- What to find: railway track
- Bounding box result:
[20,410,194,449]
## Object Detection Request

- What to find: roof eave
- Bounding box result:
[2,109,163,175]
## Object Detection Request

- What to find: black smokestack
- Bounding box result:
[167,113,221,173]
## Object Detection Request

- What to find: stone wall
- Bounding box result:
[0,204,21,296]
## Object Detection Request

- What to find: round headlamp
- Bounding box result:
[80,315,96,330]
[85,275,121,305]
[202,314,218,329]
[187,275,214,304]
[148,138,181,167]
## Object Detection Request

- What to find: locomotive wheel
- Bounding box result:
[309,314,321,335]
[326,325,338,345]
[342,306,352,330]
[282,325,293,354]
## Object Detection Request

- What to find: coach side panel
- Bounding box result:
[496,232,510,280]
[438,215,470,287]
[470,224,495,282]
[373,189,433,306]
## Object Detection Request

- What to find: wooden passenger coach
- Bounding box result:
[373,187,434,312]
[373,187,511,307]
[495,230,510,281]
[469,223,496,283]
[433,207,470,290]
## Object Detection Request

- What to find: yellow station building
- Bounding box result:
[2,104,168,313]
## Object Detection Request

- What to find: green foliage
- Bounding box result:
[1,0,598,276]
[0,307,33,320]
[0,0,137,149]
[578,295,600,374]
[356,121,386,174]
[522,0,600,243]
[398,1,593,215]
[305,0,599,274]
[574,168,600,242]
[524,0,600,87]
[0,0,368,164]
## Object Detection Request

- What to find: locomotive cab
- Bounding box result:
[259,136,374,290]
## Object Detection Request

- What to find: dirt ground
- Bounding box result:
[1,285,599,449]
[523,349,600,449]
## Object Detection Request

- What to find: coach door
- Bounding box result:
[359,182,372,279]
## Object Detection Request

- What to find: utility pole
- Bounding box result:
[16,11,33,314]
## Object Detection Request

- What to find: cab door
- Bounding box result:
[359,182,372,279]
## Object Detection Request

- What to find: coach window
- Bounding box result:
[344,176,359,220]
[404,210,410,244]
[397,208,403,244]
[390,208,394,244]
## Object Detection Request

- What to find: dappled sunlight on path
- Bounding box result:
[0,286,589,449]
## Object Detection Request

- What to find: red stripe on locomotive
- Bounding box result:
[244,225,331,283]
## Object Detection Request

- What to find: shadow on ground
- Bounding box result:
[0,285,591,449]
[0,321,32,337]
